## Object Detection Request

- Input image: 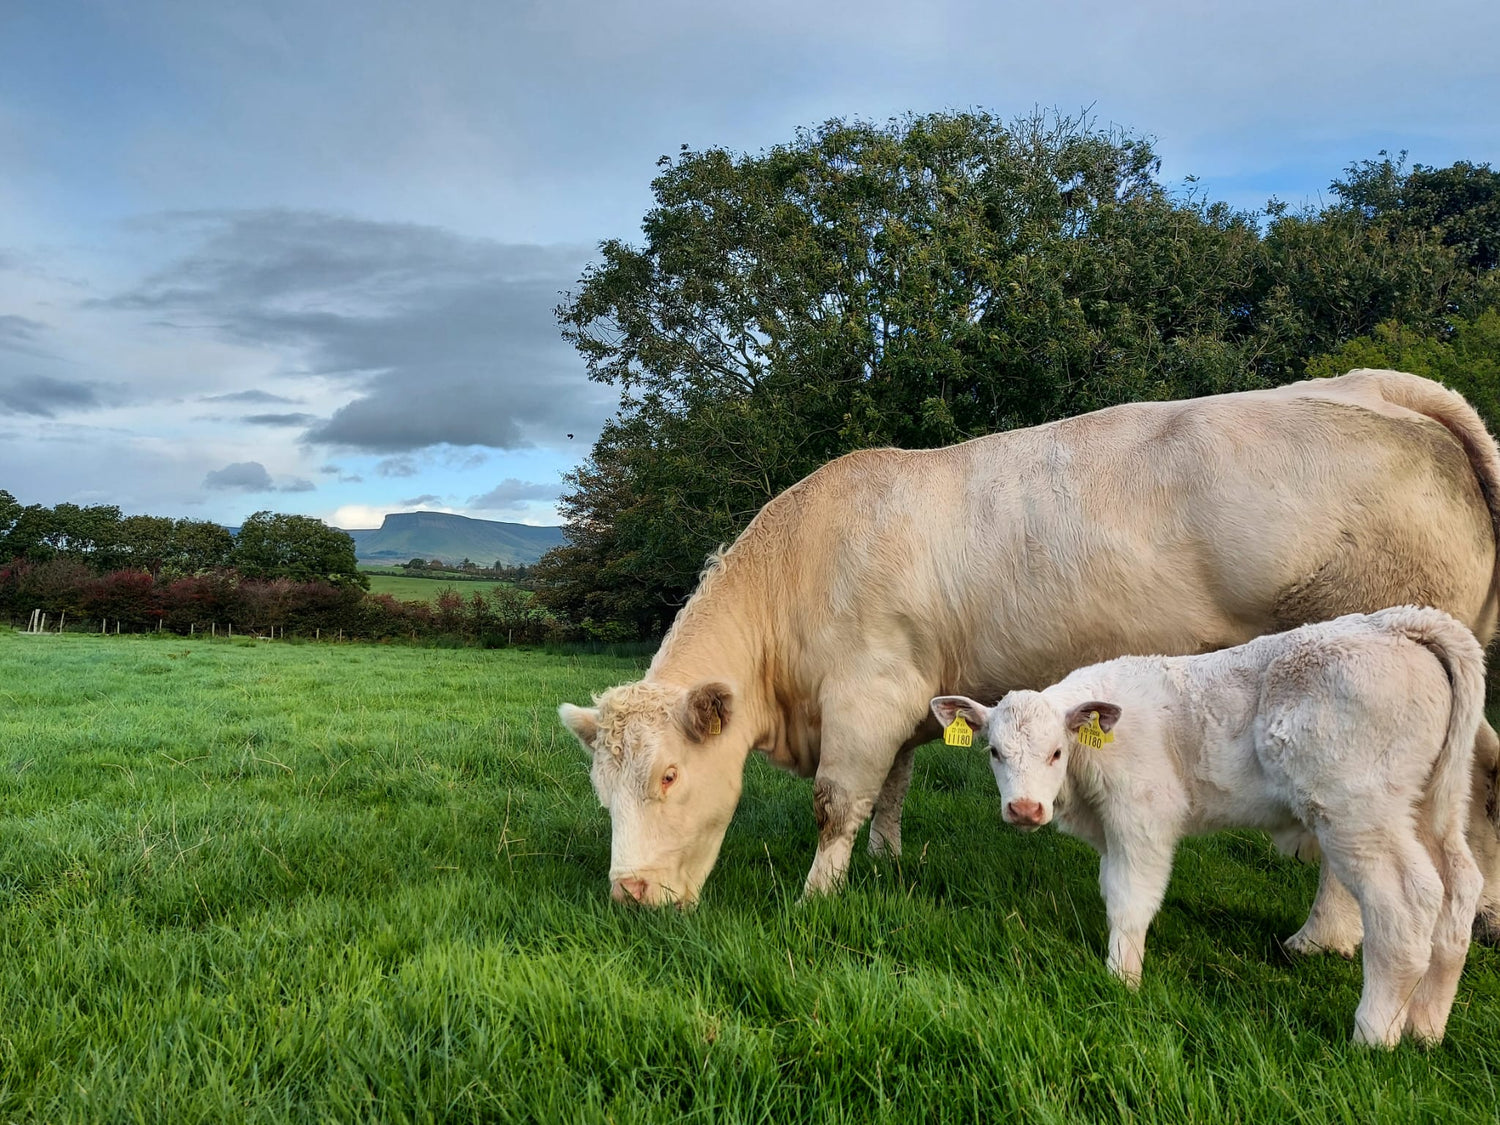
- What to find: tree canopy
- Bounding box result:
[233,511,367,589]
[541,111,1499,637]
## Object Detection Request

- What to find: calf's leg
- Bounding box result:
[1099,838,1176,988]
[1407,831,1483,1044]
[1322,830,1443,1048]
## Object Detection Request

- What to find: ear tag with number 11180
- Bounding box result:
[943,715,973,747]
[1077,711,1114,751]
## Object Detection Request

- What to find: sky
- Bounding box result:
[1,0,1497,530]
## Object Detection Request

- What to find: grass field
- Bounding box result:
[363,573,511,602]
[0,628,1498,1122]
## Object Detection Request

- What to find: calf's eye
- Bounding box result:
[1050,748,1062,763]
[661,767,679,791]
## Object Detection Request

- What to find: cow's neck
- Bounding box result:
[646,550,782,753]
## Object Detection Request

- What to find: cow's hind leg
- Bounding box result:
[1408,830,1482,1044]
[1322,829,1443,1048]
[868,741,918,858]
[1466,720,1500,944]
[1285,857,1363,958]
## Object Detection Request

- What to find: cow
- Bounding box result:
[557,369,1500,933]
[928,605,1485,1047]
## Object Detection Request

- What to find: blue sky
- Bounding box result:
[2,0,1497,529]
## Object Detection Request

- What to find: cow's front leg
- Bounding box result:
[803,684,929,897]
[867,741,918,858]
[1099,837,1176,988]
[805,766,887,897]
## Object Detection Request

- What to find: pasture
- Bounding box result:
[362,573,512,602]
[0,629,1497,1122]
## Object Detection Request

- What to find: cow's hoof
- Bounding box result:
[1284,930,1359,959]
[1472,909,1500,945]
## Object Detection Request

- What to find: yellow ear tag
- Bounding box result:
[943,714,973,747]
[708,713,721,736]
[1077,711,1114,751]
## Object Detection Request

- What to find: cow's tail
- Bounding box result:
[1352,368,1500,639]
[1375,606,1487,840]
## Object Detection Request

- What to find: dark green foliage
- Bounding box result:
[548,112,1494,636]
[233,511,368,589]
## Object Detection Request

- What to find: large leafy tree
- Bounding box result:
[548,112,1490,634]
[233,512,367,589]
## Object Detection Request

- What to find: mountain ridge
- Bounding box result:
[342,511,565,566]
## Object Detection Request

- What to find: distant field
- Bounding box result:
[1,629,1498,1121]
[364,573,511,602]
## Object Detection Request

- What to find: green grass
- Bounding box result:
[363,573,512,602]
[0,628,1497,1122]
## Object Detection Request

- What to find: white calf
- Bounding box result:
[932,606,1485,1047]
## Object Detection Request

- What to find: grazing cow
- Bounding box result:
[558,370,1500,922]
[930,606,1485,1047]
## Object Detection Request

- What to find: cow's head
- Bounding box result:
[930,692,1120,830]
[559,680,741,907]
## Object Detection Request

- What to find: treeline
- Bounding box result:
[536,110,1500,638]
[0,496,568,643]
[0,559,574,644]
[0,497,368,588]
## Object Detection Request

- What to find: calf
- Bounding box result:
[931,606,1485,1047]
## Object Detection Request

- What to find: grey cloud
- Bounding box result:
[110,210,615,453]
[0,376,102,417]
[202,460,316,492]
[201,389,304,405]
[318,463,342,474]
[400,493,444,507]
[0,315,48,353]
[204,460,274,491]
[376,456,418,478]
[340,474,363,483]
[245,412,317,426]
[469,478,558,511]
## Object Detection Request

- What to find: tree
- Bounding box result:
[172,519,236,574]
[0,490,19,556]
[233,512,368,589]
[1333,153,1500,274]
[548,111,1496,636]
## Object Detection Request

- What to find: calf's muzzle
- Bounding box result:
[1005,798,1046,827]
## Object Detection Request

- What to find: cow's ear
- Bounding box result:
[681,682,732,742]
[558,703,600,749]
[1064,701,1122,734]
[930,695,991,732]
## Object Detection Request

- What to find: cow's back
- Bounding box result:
[766,374,1496,704]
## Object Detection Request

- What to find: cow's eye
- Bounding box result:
[661,767,678,792]
[1050,748,1062,764]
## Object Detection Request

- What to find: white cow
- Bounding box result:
[931,606,1485,1048]
[558,369,1500,922]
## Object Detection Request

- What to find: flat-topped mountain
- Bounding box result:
[343,511,565,566]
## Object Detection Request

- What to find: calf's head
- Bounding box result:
[559,680,740,907]
[930,692,1121,830]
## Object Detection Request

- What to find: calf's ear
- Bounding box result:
[930,695,991,732]
[1064,701,1122,734]
[558,703,601,750]
[681,682,732,742]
